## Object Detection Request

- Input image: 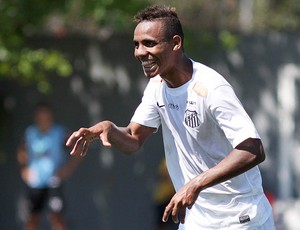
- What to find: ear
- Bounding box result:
[172,35,182,51]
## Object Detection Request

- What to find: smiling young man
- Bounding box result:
[66,5,275,230]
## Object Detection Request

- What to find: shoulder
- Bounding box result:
[192,61,230,85]
[25,125,37,134]
[143,75,164,95]
[148,75,164,88]
[191,60,232,96]
[52,124,66,134]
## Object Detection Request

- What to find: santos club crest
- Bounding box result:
[184,109,200,128]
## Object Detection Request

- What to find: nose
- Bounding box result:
[134,44,147,58]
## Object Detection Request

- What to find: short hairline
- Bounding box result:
[137,18,180,42]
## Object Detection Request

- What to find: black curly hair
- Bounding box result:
[134,5,184,43]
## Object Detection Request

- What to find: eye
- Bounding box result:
[143,40,157,47]
[133,41,139,49]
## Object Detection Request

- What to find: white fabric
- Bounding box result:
[131,60,273,229]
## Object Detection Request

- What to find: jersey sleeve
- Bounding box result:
[206,85,260,148]
[131,78,161,130]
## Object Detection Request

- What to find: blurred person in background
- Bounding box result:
[17,102,81,230]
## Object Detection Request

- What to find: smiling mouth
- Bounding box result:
[141,60,156,70]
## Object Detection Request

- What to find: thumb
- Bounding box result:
[99,132,112,147]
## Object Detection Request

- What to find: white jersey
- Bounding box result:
[131,60,273,229]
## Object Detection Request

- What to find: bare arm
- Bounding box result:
[162,138,265,224]
[55,154,82,181]
[17,142,28,167]
[66,121,156,156]
[16,142,33,183]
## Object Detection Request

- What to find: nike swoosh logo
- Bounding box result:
[157,102,165,108]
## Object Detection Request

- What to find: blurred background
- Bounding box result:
[1,0,300,229]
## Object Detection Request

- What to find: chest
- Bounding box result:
[26,129,63,156]
[157,86,207,128]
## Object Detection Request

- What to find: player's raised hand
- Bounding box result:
[66,128,94,156]
[66,121,112,156]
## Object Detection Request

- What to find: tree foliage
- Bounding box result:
[254,0,300,31]
[0,0,150,93]
[0,0,74,93]
[0,0,299,93]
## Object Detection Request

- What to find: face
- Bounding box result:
[35,107,53,132]
[133,20,176,78]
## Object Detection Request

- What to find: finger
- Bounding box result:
[171,205,179,224]
[70,136,84,155]
[99,132,112,147]
[81,140,90,156]
[66,132,78,146]
[66,128,88,146]
[162,203,173,223]
[179,206,186,224]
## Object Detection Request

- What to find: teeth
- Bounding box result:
[141,61,155,66]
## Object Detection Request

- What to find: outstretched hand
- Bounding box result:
[66,122,112,156]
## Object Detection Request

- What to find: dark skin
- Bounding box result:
[66,20,266,225]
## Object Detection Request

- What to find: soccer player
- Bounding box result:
[66,5,275,229]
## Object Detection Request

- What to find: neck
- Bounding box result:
[39,124,52,133]
[162,56,193,88]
